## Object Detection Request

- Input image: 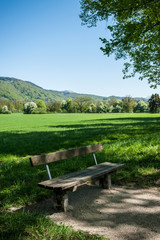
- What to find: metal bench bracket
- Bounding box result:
[45,164,52,180]
[92,153,97,165]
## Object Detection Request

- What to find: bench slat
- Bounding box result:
[38,162,124,190]
[30,144,103,166]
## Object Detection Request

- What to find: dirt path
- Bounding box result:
[48,185,160,240]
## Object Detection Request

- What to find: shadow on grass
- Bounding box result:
[0,127,114,156]
[83,116,160,123]
[1,116,160,209]
[1,116,160,156]
[0,206,106,240]
[1,116,160,239]
[0,210,46,240]
[48,116,160,127]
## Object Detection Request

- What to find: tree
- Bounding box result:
[2,105,8,113]
[103,101,110,112]
[80,0,160,88]
[73,97,93,113]
[0,105,11,114]
[113,100,123,113]
[23,102,37,114]
[148,94,160,113]
[7,101,15,112]
[97,101,105,113]
[122,97,137,113]
[63,98,73,113]
[37,100,46,110]
[87,103,97,113]
[36,100,47,113]
[47,101,62,113]
[108,97,117,107]
[134,100,149,112]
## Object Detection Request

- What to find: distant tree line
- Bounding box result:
[46,96,149,114]
[0,94,160,114]
[0,99,24,114]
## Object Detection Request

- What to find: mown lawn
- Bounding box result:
[1,113,160,239]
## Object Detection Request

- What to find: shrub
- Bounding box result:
[32,109,47,114]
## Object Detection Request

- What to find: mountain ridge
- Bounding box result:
[0,77,148,102]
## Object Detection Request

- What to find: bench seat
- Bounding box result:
[38,162,124,190]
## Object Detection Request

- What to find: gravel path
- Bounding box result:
[49,184,160,240]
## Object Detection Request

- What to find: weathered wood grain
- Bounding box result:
[53,189,68,212]
[99,173,112,189]
[30,144,103,166]
[38,162,124,190]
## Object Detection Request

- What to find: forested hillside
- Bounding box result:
[0,77,106,102]
[0,77,148,103]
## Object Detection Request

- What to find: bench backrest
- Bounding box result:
[30,144,103,167]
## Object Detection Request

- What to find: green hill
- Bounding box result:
[0,77,106,102]
[0,77,148,102]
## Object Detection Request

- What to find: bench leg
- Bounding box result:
[107,174,112,189]
[53,189,68,212]
[99,174,112,189]
[91,178,99,186]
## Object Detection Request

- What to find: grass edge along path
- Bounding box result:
[0,210,108,240]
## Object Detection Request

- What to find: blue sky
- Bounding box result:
[0,0,159,98]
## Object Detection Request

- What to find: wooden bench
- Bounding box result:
[30,144,124,212]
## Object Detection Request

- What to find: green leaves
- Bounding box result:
[80,0,160,87]
[148,94,160,113]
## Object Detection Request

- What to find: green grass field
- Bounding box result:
[1,113,160,239]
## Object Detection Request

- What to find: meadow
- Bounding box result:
[1,113,160,239]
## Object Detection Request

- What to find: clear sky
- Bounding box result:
[0,0,159,98]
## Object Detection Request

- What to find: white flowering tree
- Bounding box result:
[0,105,11,114]
[23,102,37,114]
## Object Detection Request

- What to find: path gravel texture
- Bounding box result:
[49,185,160,240]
